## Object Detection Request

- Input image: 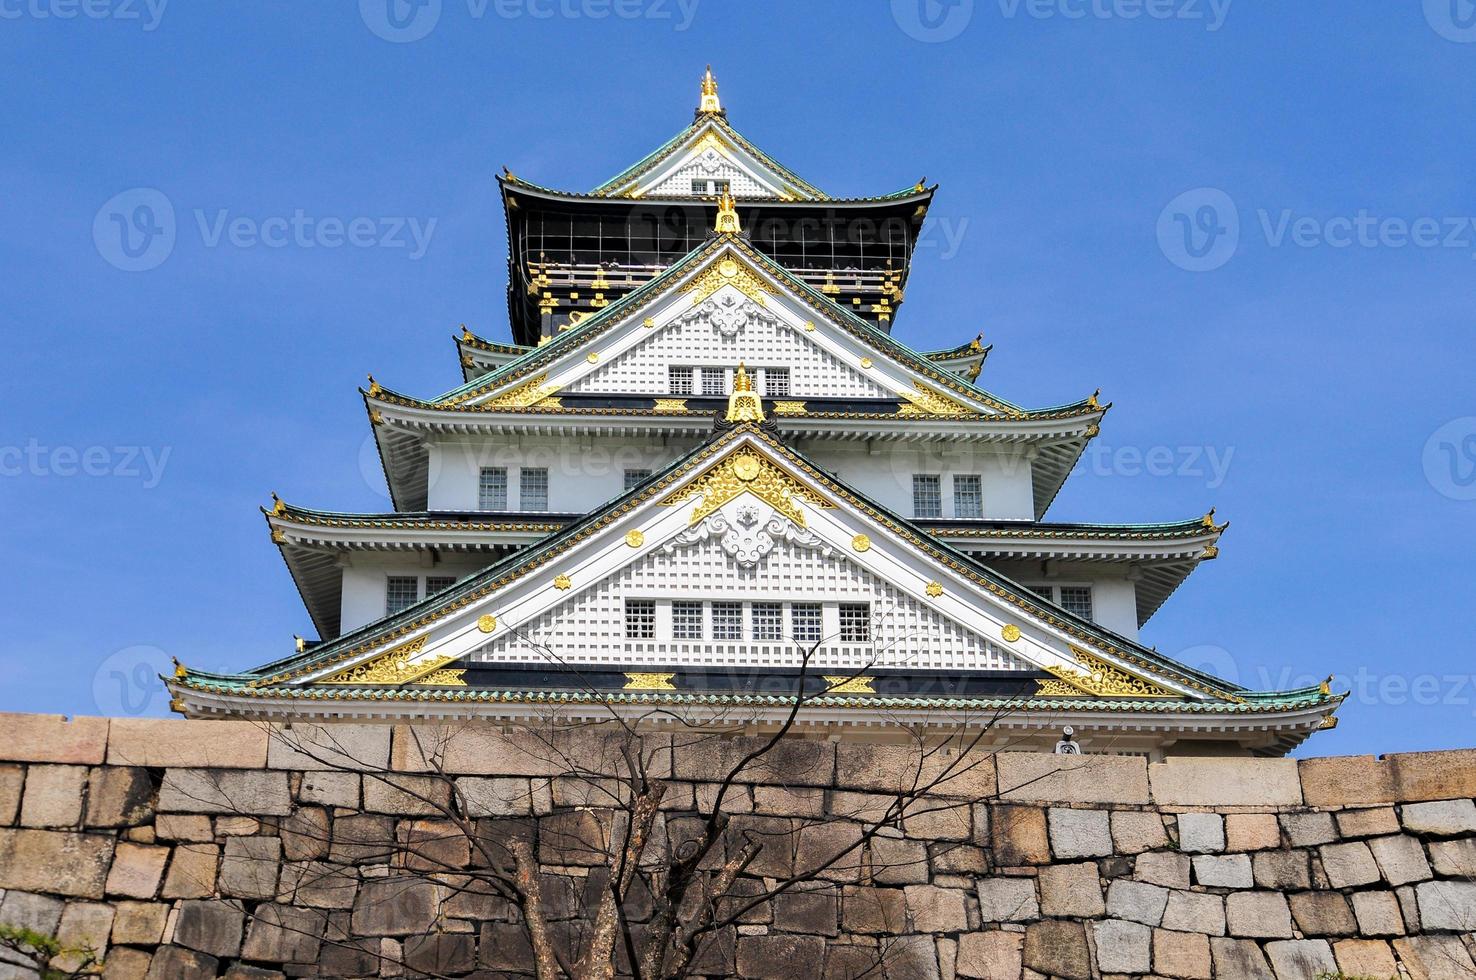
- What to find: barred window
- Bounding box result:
[714,179,730,195]
[478,467,508,510]
[751,602,783,640]
[425,576,456,595]
[669,366,694,395]
[673,601,704,640]
[520,467,549,512]
[764,367,790,396]
[790,603,823,645]
[625,599,656,639]
[1059,586,1094,620]
[953,474,983,518]
[624,468,652,491]
[701,368,726,396]
[690,178,706,195]
[912,474,942,518]
[712,601,744,640]
[1027,584,1054,601]
[838,603,871,643]
[386,576,419,615]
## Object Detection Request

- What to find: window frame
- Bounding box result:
[912,474,943,519]
[519,467,549,512]
[672,600,705,640]
[953,473,983,519]
[624,599,656,639]
[478,466,508,511]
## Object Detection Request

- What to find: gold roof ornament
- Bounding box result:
[726,363,766,423]
[1088,388,1101,410]
[699,65,722,114]
[714,192,742,235]
[460,324,473,342]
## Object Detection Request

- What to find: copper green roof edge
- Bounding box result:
[588,116,827,200]
[509,176,931,206]
[245,425,1243,702]
[922,342,991,361]
[458,331,532,355]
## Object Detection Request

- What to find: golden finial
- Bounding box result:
[368,374,382,397]
[1202,507,1217,528]
[270,493,286,517]
[699,65,722,114]
[915,177,927,193]
[1319,675,1332,695]
[714,192,741,235]
[726,363,765,424]
[734,362,753,392]
[294,636,306,653]
[460,324,472,342]
[172,657,187,679]
[1088,388,1101,410]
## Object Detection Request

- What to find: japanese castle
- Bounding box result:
[171,70,1341,756]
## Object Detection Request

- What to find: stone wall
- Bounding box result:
[0,712,1474,979]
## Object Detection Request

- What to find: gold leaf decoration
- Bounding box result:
[320,636,456,686]
[1000,624,1022,643]
[1035,678,1087,697]
[851,534,871,552]
[896,381,972,418]
[417,669,467,687]
[469,373,560,410]
[553,574,572,591]
[824,675,876,694]
[772,400,808,416]
[625,530,645,548]
[925,581,944,598]
[623,672,676,691]
[1040,646,1177,699]
[683,256,769,306]
[653,398,689,413]
[659,448,832,528]
[477,615,497,634]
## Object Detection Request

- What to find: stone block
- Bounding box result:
[0,828,114,898]
[351,877,443,936]
[753,784,827,818]
[105,842,170,898]
[537,809,615,866]
[1192,853,1252,889]
[241,904,327,963]
[990,805,1051,865]
[20,764,87,827]
[1429,837,1476,878]
[276,860,359,909]
[1176,812,1225,853]
[674,733,833,787]
[1279,810,1337,846]
[1368,833,1432,885]
[736,934,826,979]
[279,807,330,861]
[1393,935,1476,979]
[362,772,453,816]
[1022,920,1090,980]
[1225,891,1293,939]
[162,843,219,898]
[1149,757,1301,807]
[1224,812,1280,851]
[85,767,155,828]
[796,820,864,882]
[396,818,472,873]
[154,813,213,842]
[158,769,292,815]
[111,901,170,945]
[393,724,647,777]
[403,933,475,976]
[905,884,967,933]
[1384,748,1476,801]
[1332,938,1398,977]
[870,836,930,885]
[1251,849,1310,890]
[172,898,244,958]
[1111,809,1169,853]
[931,842,989,874]
[838,742,995,798]
[1209,937,1274,980]
[1288,891,1356,936]
[0,890,65,944]
[842,886,906,934]
[1161,890,1225,936]
[329,813,396,864]
[215,815,259,836]
[772,886,838,936]
[109,718,267,768]
[1401,798,1476,835]
[1320,840,1382,888]
[996,752,1148,804]
[1152,928,1212,979]
[102,946,153,980]
[298,770,360,809]
[1351,889,1405,936]
[880,934,940,980]
[822,942,881,980]
[265,723,391,771]
[1414,879,1476,932]
[220,836,281,899]
[975,876,1039,923]
[0,713,108,764]
[1046,807,1111,859]
[1299,754,1397,806]
[1134,850,1191,889]
[0,764,21,825]
[901,801,972,842]
[954,930,1022,980]
[1334,805,1400,838]
[1106,878,1169,926]
[142,944,218,979]
[478,921,533,971]
[1264,939,1335,978]
[1038,862,1103,918]
[1093,918,1151,975]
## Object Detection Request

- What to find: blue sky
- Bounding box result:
[2,1,1472,756]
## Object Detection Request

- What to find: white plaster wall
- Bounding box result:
[803,442,1036,521]
[983,559,1141,641]
[340,553,488,633]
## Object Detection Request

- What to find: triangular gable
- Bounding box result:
[259,426,1237,704]
[592,117,826,202]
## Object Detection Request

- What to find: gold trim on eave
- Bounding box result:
[1040,646,1177,699]
[659,447,832,527]
[824,675,876,694]
[319,636,459,686]
[624,672,677,691]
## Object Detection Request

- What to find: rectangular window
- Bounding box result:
[790,603,823,645]
[672,601,704,640]
[713,179,730,195]
[425,576,456,595]
[711,601,743,640]
[669,366,694,395]
[625,599,656,639]
[623,469,652,492]
[520,467,549,512]
[953,474,983,518]
[912,474,942,519]
[386,576,419,615]
[838,603,872,643]
[690,178,706,195]
[1059,586,1094,620]
[764,367,790,396]
[478,467,508,510]
[701,368,726,397]
[1026,584,1054,601]
[751,602,783,641]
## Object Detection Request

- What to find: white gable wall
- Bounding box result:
[805,442,1036,522]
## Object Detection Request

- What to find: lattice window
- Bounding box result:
[653,159,764,198]
[1026,584,1054,601]
[385,577,418,615]
[625,599,656,639]
[763,366,790,396]
[700,367,726,396]
[953,475,983,518]
[791,603,823,645]
[839,603,871,643]
[520,468,549,512]
[673,601,704,640]
[478,467,507,510]
[913,475,942,519]
[752,602,783,641]
[425,576,456,595]
[712,601,743,640]
[1059,586,1094,621]
[669,366,694,395]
